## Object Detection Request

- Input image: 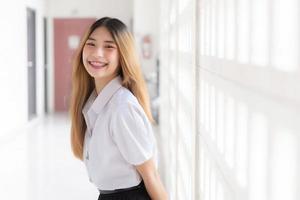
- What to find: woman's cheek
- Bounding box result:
[110,51,119,61]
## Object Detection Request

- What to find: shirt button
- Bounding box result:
[86,151,89,160]
[89,129,93,137]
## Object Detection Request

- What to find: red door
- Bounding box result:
[54,18,96,112]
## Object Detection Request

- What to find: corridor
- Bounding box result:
[0,114,97,199]
[1,0,300,200]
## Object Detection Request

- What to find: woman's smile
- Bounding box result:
[88,60,109,69]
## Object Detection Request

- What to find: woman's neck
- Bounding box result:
[94,75,117,95]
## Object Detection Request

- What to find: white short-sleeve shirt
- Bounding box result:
[82,76,158,190]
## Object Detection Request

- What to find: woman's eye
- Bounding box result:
[86,43,95,46]
[105,45,115,49]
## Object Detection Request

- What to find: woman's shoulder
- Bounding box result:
[110,86,140,110]
[109,86,150,130]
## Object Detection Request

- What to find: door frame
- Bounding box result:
[27,7,37,120]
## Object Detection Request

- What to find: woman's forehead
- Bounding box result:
[89,27,114,41]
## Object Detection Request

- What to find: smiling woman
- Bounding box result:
[82,27,120,86]
[69,17,168,200]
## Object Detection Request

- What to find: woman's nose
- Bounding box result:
[93,47,104,57]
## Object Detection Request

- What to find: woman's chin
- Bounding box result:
[87,67,107,77]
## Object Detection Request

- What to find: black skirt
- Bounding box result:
[98,181,151,200]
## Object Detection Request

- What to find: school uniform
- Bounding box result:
[82,75,158,200]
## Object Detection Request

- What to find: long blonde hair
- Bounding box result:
[69,17,153,160]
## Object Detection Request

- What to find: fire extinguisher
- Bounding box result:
[141,35,152,59]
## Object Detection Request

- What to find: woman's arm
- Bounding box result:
[136,158,169,200]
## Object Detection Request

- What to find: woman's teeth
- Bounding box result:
[89,61,108,68]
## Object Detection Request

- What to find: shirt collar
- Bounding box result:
[83,75,123,115]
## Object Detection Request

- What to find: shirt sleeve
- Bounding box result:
[110,102,155,166]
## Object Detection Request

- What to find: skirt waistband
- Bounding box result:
[99,181,145,195]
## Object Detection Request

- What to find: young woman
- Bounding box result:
[69,17,168,200]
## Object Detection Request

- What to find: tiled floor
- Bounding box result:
[0,113,165,200]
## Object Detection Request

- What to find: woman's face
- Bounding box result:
[82,26,120,80]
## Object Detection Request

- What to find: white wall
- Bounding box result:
[159,0,300,200]
[0,0,46,138]
[197,0,300,199]
[159,0,196,199]
[47,0,133,24]
[46,0,133,112]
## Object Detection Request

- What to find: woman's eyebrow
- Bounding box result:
[87,37,96,41]
[104,40,116,44]
[86,38,115,44]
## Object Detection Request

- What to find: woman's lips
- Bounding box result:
[88,61,108,69]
